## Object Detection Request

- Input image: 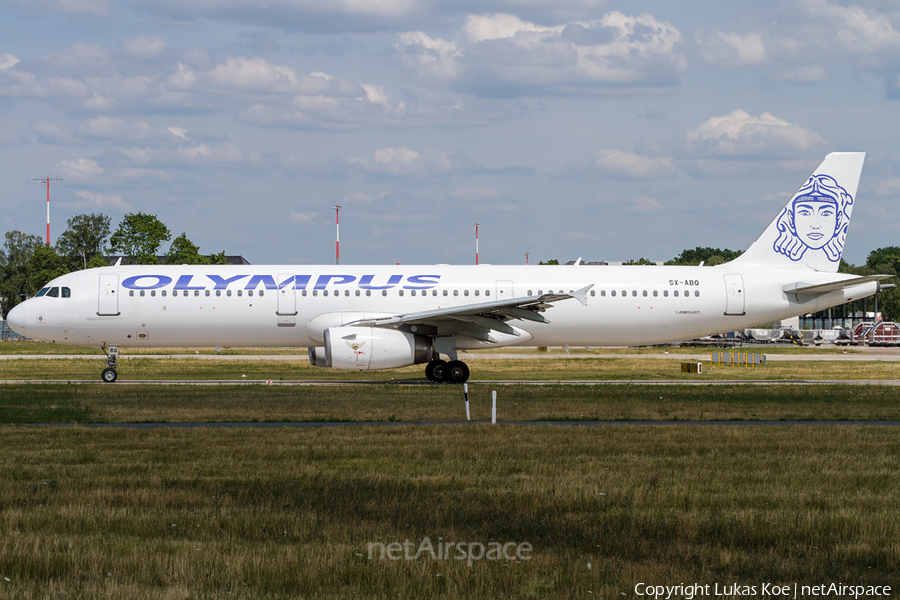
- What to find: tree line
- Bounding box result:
[1,212,226,318]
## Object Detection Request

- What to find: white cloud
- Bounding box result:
[803,0,900,55]
[43,43,111,72]
[0,54,19,71]
[9,0,109,16]
[594,149,675,179]
[698,32,766,66]
[627,195,662,213]
[32,121,74,144]
[394,11,687,95]
[289,211,319,225]
[874,177,900,197]
[682,109,828,158]
[123,35,167,59]
[771,65,828,83]
[78,115,127,138]
[57,158,104,181]
[74,190,131,210]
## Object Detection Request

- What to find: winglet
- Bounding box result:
[569,284,593,306]
[114,257,123,266]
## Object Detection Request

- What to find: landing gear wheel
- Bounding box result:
[443,360,470,384]
[426,360,447,382]
[101,368,118,383]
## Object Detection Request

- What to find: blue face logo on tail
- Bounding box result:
[773,174,853,263]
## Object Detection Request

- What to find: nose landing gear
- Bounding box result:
[101,346,119,383]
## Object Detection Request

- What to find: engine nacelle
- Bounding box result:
[316,326,432,370]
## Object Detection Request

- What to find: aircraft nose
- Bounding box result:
[6,302,27,337]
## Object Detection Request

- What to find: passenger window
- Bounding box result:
[528,290,533,296]
[162,290,167,297]
[36,288,49,297]
[453,290,459,297]
[238,290,243,297]
[410,290,416,296]
[140,290,145,297]
[216,290,221,297]
[62,287,71,298]
[432,290,437,296]
[443,290,449,297]
[674,290,679,297]
[301,290,307,297]
[249,290,254,297]
[653,290,658,297]
[205,290,210,297]
[632,290,637,297]
[538,290,543,296]
[129,290,134,297]
[601,290,606,297]
[590,290,595,297]
[151,290,156,297]
[474,290,479,297]
[399,290,404,297]
[355,290,360,296]
[464,290,469,296]
[611,290,616,297]
[47,287,59,297]
[365,290,370,297]
[312,290,317,297]
[621,290,626,297]
[194,290,200,297]
[345,290,349,297]
[259,290,265,297]
[695,290,700,297]
[664,290,669,297]
[227,290,232,297]
[684,290,688,297]
[382,290,387,296]
[323,290,328,297]
[642,290,647,297]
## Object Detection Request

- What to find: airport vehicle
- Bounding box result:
[6,152,891,383]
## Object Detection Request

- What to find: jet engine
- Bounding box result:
[308,326,433,370]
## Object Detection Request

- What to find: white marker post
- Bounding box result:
[491,390,497,425]
[464,383,471,421]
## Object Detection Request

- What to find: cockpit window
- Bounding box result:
[62,287,71,298]
[36,288,49,297]
[46,287,59,298]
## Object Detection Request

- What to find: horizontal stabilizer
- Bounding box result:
[782,275,892,297]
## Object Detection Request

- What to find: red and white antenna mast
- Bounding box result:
[474,223,480,265]
[332,205,341,265]
[525,252,530,265]
[31,177,64,245]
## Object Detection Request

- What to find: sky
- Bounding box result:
[1,0,898,267]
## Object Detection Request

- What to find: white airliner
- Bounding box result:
[6,152,890,383]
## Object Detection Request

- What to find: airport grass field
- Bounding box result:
[0,424,898,599]
[2,347,899,598]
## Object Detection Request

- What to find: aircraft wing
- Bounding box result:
[783,275,893,297]
[349,284,593,342]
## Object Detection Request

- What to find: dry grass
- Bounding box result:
[0,425,897,599]
[1,354,898,382]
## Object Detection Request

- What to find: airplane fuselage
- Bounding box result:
[12,263,874,349]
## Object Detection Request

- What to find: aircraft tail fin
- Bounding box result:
[731,152,865,273]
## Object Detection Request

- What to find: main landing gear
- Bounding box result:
[425,359,470,384]
[101,346,119,383]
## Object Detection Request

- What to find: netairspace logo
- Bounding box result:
[368,537,531,567]
[634,582,892,599]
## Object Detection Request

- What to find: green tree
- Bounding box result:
[109,213,171,265]
[0,231,43,318]
[666,247,743,266]
[864,247,900,322]
[207,251,228,265]
[624,257,654,265]
[28,244,68,290]
[166,233,209,265]
[538,259,560,265]
[56,213,111,270]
